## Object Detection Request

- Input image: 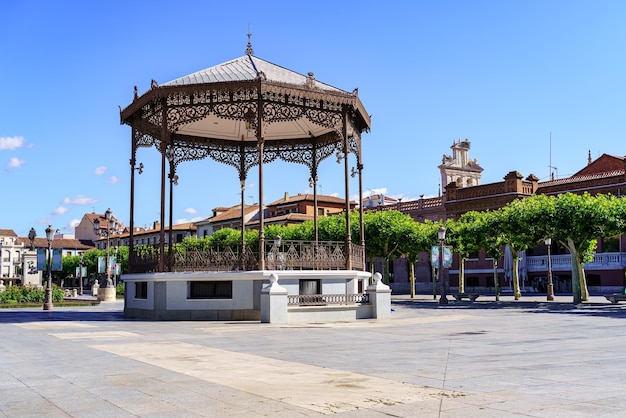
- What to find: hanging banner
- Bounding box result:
[97,256,106,273]
[431,245,454,268]
[443,245,453,268]
[108,256,116,273]
[431,246,440,265]
[75,266,87,277]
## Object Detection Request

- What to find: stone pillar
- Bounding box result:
[260,273,288,324]
[21,250,39,286]
[367,272,392,319]
[91,281,100,297]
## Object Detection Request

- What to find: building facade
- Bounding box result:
[0,229,23,284]
[369,142,626,295]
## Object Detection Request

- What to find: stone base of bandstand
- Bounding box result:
[98,287,116,302]
[122,270,382,323]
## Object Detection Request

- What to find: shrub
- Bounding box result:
[0,284,64,304]
[116,282,125,296]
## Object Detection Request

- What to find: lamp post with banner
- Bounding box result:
[431,227,453,305]
[43,225,55,311]
[76,253,85,295]
[93,208,118,288]
[545,238,554,301]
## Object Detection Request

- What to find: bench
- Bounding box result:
[453,293,480,302]
[605,294,626,304]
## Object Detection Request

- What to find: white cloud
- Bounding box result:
[7,157,25,169]
[68,219,81,228]
[0,136,25,151]
[62,195,98,205]
[109,176,121,184]
[95,166,106,175]
[363,187,387,198]
[175,216,204,225]
[184,208,198,214]
[53,206,69,215]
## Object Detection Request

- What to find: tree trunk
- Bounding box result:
[579,263,589,301]
[493,259,500,301]
[568,239,582,304]
[566,238,590,303]
[513,252,521,300]
[409,261,415,298]
[458,257,465,294]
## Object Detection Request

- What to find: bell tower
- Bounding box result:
[439,139,483,193]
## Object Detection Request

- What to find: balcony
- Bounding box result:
[526,252,626,272]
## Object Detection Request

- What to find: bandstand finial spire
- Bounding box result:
[245,24,254,56]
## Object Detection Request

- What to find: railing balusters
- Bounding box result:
[287,293,369,306]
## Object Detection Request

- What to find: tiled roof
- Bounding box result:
[246,213,313,226]
[0,229,18,237]
[267,193,351,206]
[96,223,197,240]
[538,169,625,187]
[163,55,344,93]
[362,194,397,203]
[209,204,259,223]
[16,237,94,250]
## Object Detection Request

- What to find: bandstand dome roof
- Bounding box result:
[121,47,370,148]
[163,54,345,93]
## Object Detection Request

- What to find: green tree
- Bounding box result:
[495,200,546,300]
[363,210,415,283]
[446,213,485,294]
[399,219,439,298]
[530,193,624,303]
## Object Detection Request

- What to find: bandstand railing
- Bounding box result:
[288,293,369,306]
[129,240,365,273]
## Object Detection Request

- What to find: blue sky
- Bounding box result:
[2,0,625,237]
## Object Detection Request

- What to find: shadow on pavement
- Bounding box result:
[391,298,626,318]
[0,308,126,323]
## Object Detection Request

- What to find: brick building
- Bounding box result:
[369,143,626,295]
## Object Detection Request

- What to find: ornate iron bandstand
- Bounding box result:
[120,39,370,274]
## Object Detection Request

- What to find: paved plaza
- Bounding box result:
[1,294,626,417]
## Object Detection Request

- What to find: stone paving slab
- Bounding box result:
[1,295,625,417]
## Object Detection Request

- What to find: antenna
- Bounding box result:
[548,132,558,180]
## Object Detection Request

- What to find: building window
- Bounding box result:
[466,276,480,287]
[318,208,325,216]
[586,274,601,287]
[603,236,620,252]
[299,279,320,295]
[188,281,233,299]
[135,282,148,299]
[467,251,480,260]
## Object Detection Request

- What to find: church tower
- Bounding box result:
[438,139,483,193]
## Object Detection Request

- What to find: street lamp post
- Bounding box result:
[438,226,448,305]
[79,253,84,295]
[113,245,118,287]
[43,225,54,311]
[93,208,117,288]
[545,238,554,301]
